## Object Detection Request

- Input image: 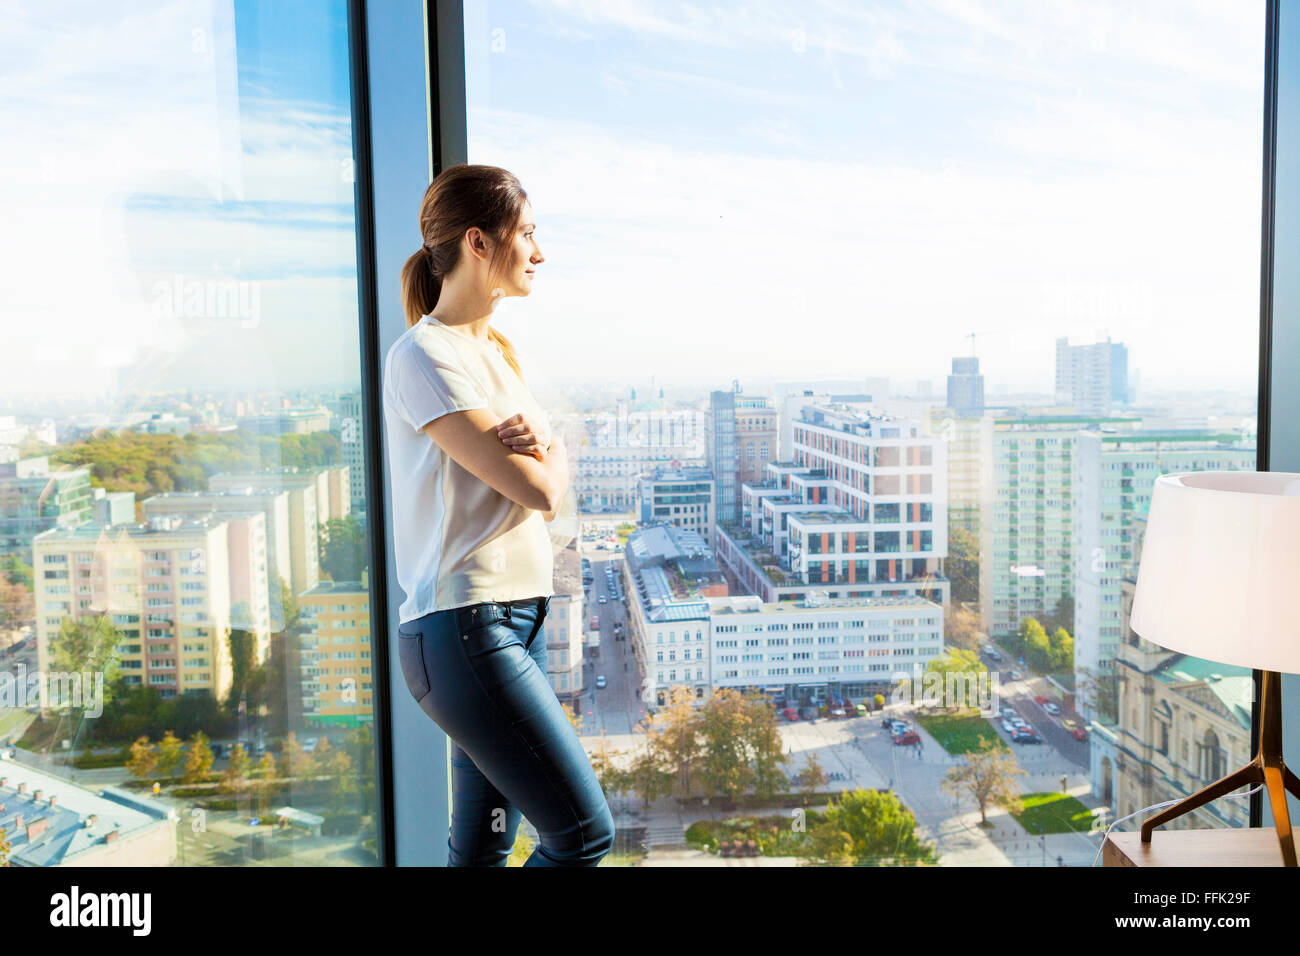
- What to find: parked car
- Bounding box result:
[1012,728,1042,744]
[1011,717,1028,729]
[985,649,1002,662]
[855,703,868,716]
[590,617,600,630]
[1071,726,1089,741]
[881,716,896,730]
[302,737,319,753]
[893,731,921,746]
[1001,706,1017,720]
[829,705,846,718]
[1000,718,1017,734]
[1009,669,1023,681]
[595,675,607,689]
[799,706,818,721]
[1043,701,1061,715]
[782,707,800,722]
[890,720,909,736]
[1034,694,1049,705]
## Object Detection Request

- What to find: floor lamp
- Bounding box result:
[1130,471,1300,866]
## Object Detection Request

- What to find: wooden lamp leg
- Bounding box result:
[1139,671,1296,867]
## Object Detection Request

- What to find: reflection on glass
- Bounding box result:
[466,0,1265,865]
[1,0,376,865]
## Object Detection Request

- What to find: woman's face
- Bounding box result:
[487,200,544,299]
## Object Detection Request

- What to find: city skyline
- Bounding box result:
[0,0,1268,402]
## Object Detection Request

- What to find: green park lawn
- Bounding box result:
[916,709,1009,755]
[1012,792,1094,834]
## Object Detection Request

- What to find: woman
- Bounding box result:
[382,164,614,866]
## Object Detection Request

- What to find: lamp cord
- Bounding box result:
[1090,784,1264,867]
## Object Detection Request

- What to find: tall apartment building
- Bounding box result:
[0,457,93,568]
[734,393,778,521]
[705,388,739,537]
[946,355,985,417]
[637,467,715,542]
[1090,512,1252,829]
[298,581,373,729]
[1055,336,1129,416]
[209,470,330,599]
[924,408,983,537]
[142,489,291,630]
[31,513,268,705]
[979,415,1141,642]
[1072,430,1255,719]
[339,391,366,519]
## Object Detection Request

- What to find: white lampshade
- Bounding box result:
[1129,471,1300,674]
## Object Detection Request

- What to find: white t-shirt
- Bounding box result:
[382,315,554,624]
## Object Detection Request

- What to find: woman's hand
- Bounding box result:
[496,412,550,460]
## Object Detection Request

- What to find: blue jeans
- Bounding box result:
[396,596,615,866]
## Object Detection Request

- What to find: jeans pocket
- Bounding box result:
[397,632,431,703]
[457,615,530,695]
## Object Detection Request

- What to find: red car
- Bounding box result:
[893,731,921,746]
[1071,726,1088,741]
[782,708,799,722]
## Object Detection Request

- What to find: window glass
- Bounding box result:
[2,0,377,866]
[463,1,1263,865]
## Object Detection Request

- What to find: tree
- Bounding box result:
[251,753,278,816]
[919,648,988,710]
[225,627,258,716]
[1043,593,1074,637]
[653,686,706,799]
[1077,666,1119,724]
[806,789,938,866]
[941,740,1026,825]
[279,733,310,779]
[625,743,674,809]
[183,730,214,784]
[49,613,121,710]
[126,736,157,780]
[219,744,251,795]
[943,602,982,651]
[319,515,367,583]
[588,733,630,798]
[0,575,33,635]
[797,751,828,803]
[1048,626,1074,671]
[560,700,584,733]
[1,553,33,590]
[946,523,980,605]
[698,689,755,802]
[156,730,184,777]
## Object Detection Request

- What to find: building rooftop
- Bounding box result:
[705,592,940,615]
[0,761,174,866]
[1154,655,1252,729]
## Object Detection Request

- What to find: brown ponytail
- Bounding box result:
[400,164,529,380]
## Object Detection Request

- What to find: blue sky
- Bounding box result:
[0,0,1268,408]
[0,0,360,403]
[464,0,1266,400]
